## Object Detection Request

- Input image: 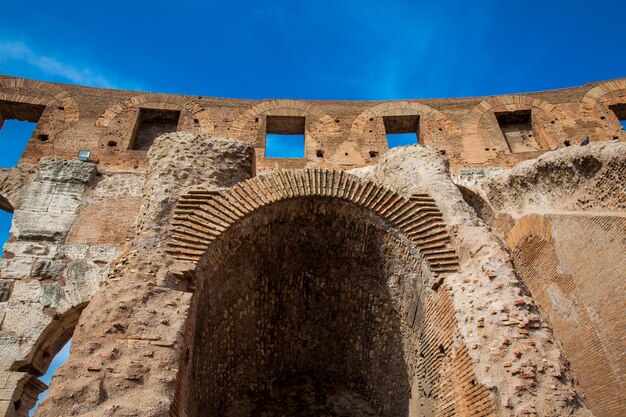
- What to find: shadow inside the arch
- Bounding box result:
[178,197,429,417]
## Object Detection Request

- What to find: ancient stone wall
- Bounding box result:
[0,74,624,416]
[457,144,626,417]
[1,75,625,174]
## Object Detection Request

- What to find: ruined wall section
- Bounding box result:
[32,133,254,417]
[0,159,131,417]
[472,142,626,217]
[508,214,625,417]
[2,74,626,175]
[453,143,626,417]
[363,146,592,416]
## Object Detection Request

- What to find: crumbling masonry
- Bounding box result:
[0,74,624,416]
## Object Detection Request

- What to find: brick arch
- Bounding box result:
[580,78,626,124]
[582,78,626,103]
[96,93,214,134]
[349,101,460,138]
[228,99,341,136]
[462,95,561,162]
[167,168,458,281]
[464,94,558,136]
[0,77,79,125]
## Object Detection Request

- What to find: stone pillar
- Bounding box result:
[365,145,592,416]
[34,133,254,417]
[0,158,101,417]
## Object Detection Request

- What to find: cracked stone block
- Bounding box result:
[35,159,96,185]
[31,259,66,280]
[11,211,79,242]
[3,242,58,258]
[0,257,32,279]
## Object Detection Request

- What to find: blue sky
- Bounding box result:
[1,0,625,412]
[1,1,625,100]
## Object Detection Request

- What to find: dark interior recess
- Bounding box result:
[266,115,306,135]
[382,115,420,135]
[494,109,539,153]
[0,100,45,123]
[608,103,626,121]
[130,108,180,150]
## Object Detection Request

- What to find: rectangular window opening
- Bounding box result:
[0,100,44,168]
[383,115,419,149]
[608,103,626,131]
[495,109,540,153]
[130,108,181,150]
[265,116,305,158]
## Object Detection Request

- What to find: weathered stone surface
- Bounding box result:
[1,75,624,417]
[363,145,593,417]
[474,142,626,215]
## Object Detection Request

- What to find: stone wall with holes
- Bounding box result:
[508,213,626,417]
[0,72,623,417]
[453,143,626,417]
[2,74,626,174]
[0,158,142,417]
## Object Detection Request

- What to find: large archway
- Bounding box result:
[189,197,422,416]
[167,170,495,417]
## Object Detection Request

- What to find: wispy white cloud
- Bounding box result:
[0,41,120,89]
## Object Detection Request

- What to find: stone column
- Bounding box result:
[364,145,592,416]
[1,158,99,417]
[34,133,254,417]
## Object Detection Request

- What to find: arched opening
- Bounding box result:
[180,197,434,417]
[9,304,85,417]
[29,339,71,416]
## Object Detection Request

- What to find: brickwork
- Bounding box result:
[508,213,626,417]
[1,74,625,173]
[0,73,623,416]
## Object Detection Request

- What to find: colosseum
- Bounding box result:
[0,74,624,417]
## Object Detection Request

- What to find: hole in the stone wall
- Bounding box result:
[265,115,305,158]
[383,115,419,149]
[495,109,540,153]
[129,108,181,150]
[107,140,118,147]
[14,303,86,416]
[193,118,199,124]
[369,150,379,158]
[316,149,324,158]
[608,103,626,131]
[0,100,44,168]
[37,134,49,142]
[564,140,571,147]
[30,340,72,416]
